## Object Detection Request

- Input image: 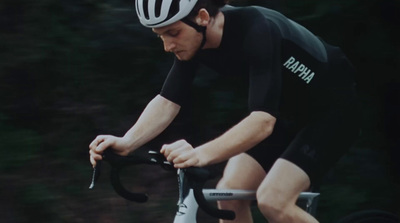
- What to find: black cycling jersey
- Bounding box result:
[160,5,357,122]
[160,5,360,185]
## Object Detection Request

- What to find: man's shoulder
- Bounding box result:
[222,5,269,18]
[222,5,287,34]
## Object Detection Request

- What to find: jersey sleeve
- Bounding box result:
[245,21,283,117]
[160,57,198,106]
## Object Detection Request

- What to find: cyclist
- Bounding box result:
[89,0,360,222]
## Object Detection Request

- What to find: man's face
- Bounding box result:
[153,21,203,61]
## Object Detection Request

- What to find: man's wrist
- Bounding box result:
[195,146,210,167]
[120,135,135,154]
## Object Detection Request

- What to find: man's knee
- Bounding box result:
[216,178,252,209]
[218,153,266,190]
[216,177,237,190]
[256,188,291,222]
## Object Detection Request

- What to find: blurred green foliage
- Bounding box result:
[0,113,41,171]
[0,0,399,222]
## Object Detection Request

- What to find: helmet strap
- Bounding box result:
[181,18,207,50]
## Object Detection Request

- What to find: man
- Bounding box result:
[89,0,360,222]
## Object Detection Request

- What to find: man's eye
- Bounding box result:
[168,31,179,37]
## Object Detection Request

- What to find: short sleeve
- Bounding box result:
[245,21,283,117]
[160,57,198,105]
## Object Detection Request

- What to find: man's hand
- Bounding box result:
[89,135,130,167]
[160,139,205,168]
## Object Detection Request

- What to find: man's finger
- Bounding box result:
[90,150,103,160]
[95,140,111,153]
[90,155,97,167]
[174,159,194,169]
[89,135,104,150]
[167,146,186,161]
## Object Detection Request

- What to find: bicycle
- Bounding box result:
[89,149,399,223]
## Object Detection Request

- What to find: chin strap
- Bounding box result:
[181,18,207,50]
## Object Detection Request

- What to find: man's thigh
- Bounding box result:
[217,153,266,190]
[257,158,311,205]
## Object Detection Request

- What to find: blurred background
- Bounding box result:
[0,0,399,222]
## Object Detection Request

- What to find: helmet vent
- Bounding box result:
[154,0,162,18]
[135,0,199,28]
[168,0,180,20]
[143,0,150,19]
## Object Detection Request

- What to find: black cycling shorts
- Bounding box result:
[246,98,361,187]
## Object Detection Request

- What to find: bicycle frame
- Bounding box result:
[173,168,320,223]
[90,150,320,222]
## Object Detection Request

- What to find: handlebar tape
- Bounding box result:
[103,150,152,203]
[110,167,148,203]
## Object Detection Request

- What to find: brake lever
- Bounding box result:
[89,161,102,189]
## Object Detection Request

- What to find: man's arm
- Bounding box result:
[161,111,276,168]
[197,111,276,165]
[123,94,181,151]
[89,94,180,166]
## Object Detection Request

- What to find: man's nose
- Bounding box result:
[163,38,176,52]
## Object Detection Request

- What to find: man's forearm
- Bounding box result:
[123,94,180,152]
[196,111,276,166]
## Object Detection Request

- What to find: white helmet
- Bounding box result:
[135,0,199,28]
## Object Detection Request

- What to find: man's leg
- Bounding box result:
[256,158,319,223]
[217,153,266,223]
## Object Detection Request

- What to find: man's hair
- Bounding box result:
[187,0,229,19]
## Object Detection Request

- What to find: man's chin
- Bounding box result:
[175,51,194,61]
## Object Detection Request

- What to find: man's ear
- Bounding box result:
[195,9,210,26]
